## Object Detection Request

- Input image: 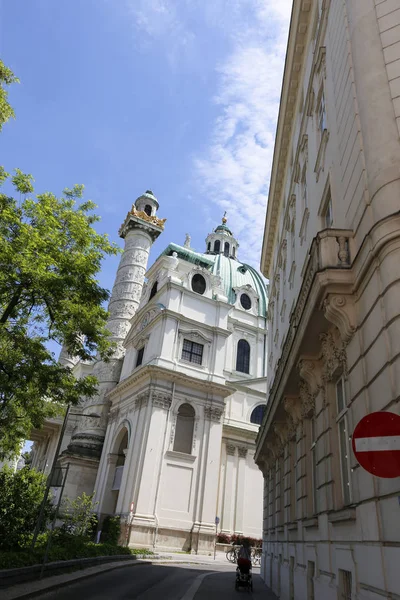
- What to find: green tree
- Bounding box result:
[0,59,19,131]
[0,170,120,457]
[62,492,98,538]
[0,466,53,551]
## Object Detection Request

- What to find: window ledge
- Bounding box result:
[287,522,298,531]
[165,450,196,463]
[303,517,318,529]
[276,525,284,533]
[328,508,356,524]
[179,359,207,371]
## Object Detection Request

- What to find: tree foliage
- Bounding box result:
[0,59,19,131]
[0,466,53,551]
[61,492,99,539]
[0,170,120,457]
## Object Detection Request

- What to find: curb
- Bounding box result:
[3,560,151,600]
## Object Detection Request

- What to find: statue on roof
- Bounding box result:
[184,233,191,248]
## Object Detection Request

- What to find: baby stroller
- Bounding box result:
[235,558,253,592]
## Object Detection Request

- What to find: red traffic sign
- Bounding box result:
[352,411,400,478]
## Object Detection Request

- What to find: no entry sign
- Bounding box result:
[352,412,400,478]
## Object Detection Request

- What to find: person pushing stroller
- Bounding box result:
[235,538,253,591]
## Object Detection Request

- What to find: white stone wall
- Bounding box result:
[258,0,400,598]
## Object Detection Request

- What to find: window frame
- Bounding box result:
[181,338,204,366]
[173,402,195,455]
[335,375,352,506]
[250,404,266,425]
[310,417,318,514]
[136,347,145,368]
[236,338,251,374]
[191,273,207,295]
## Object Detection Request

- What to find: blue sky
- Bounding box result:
[1,0,291,292]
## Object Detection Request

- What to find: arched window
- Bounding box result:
[173,403,195,454]
[224,242,230,256]
[207,242,211,252]
[144,205,152,216]
[191,273,206,295]
[250,405,266,425]
[214,240,221,253]
[232,246,236,258]
[149,281,158,300]
[236,339,250,374]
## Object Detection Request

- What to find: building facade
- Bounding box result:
[31,192,268,553]
[255,1,400,599]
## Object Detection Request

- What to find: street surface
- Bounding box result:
[35,562,277,600]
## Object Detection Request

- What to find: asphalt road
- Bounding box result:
[35,563,277,600]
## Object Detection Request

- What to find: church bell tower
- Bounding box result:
[60,191,166,497]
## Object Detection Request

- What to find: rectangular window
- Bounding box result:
[338,569,352,600]
[136,347,144,367]
[182,339,203,365]
[289,556,295,600]
[307,561,315,600]
[336,376,351,505]
[318,92,327,134]
[311,418,318,514]
[301,166,307,210]
[323,189,333,228]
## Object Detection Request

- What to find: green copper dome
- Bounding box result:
[211,254,268,317]
[161,243,268,317]
[214,222,233,236]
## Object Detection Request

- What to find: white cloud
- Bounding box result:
[195,1,292,268]
[119,0,292,268]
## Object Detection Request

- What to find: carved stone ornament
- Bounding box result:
[238,446,248,458]
[135,391,150,410]
[205,406,224,422]
[273,422,289,447]
[108,408,120,424]
[226,444,236,456]
[298,358,323,396]
[299,380,315,419]
[323,294,356,343]
[152,392,172,410]
[320,330,348,381]
[284,396,302,425]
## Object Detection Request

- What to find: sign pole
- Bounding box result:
[214,516,220,561]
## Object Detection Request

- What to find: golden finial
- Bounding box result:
[222,211,227,224]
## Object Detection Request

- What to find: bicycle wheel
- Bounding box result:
[226,549,236,563]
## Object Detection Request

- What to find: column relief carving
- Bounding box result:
[226,444,236,456]
[238,447,248,459]
[320,330,348,382]
[152,392,172,410]
[284,396,302,439]
[204,406,224,422]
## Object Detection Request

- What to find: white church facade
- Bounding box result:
[30,191,268,553]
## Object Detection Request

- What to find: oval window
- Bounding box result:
[240,293,252,310]
[192,274,206,295]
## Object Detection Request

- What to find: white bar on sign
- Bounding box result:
[355,436,400,452]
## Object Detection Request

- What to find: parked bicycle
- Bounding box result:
[251,547,262,566]
[226,544,240,563]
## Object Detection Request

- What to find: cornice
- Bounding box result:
[260,0,313,277]
[106,364,236,400]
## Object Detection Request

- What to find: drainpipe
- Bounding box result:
[152,380,175,549]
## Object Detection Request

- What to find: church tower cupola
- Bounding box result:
[205,214,239,259]
[134,190,159,217]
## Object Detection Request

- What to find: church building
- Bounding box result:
[31,191,268,553]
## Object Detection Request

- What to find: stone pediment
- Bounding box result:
[124,304,164,347]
